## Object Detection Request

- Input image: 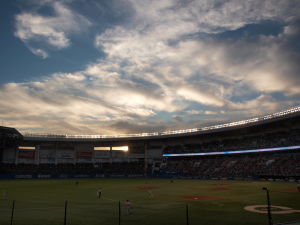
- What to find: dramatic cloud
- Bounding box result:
[2,0,300,134]
[15,1,91,57]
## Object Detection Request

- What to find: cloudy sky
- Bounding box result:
[0,0,300,135]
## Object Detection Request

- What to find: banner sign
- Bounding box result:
[77,152,92,158]
[18,150,35,159]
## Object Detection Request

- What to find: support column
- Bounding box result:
[0,136,5,163]
[35,145,39,165]
[110,147,113,164]
[92,145,95,165]
[55,142,58,165]
[73,146,76,165]
[15,146,18,165]
[144,142,148,174]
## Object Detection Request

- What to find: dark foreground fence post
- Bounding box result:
[64,200,68,225]
[10,200,15,225]
[186,204,189,225]
[118,201,121,225]
[262,187,273,225]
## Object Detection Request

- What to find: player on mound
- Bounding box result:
[125,200,132,215]
[97,188,102,199]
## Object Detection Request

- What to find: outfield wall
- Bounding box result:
[0,173,299,182]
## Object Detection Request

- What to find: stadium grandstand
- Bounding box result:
[0,106,300,180]
[0,126,22,165]
[1,107,300,225]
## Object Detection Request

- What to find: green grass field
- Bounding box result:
[0,178,299,225]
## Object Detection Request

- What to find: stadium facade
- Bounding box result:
[1,106,300,180]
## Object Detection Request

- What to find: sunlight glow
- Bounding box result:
[18,146,36,150]
[112,146,129,151]
[94,146,111,151]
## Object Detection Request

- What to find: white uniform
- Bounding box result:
[125,200,132,215]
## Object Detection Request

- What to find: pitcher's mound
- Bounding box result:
[137,186,159,190]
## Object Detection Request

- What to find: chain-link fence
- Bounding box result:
[0,199,192,225]
[1,198,299,225]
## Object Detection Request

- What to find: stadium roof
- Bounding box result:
[23,106,300,141]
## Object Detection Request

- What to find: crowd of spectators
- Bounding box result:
[1,152,299,179]
[1,124,300,179]
[163,152,300,178]
[163,129,300,154]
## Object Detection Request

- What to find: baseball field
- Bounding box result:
[0,178,299,225]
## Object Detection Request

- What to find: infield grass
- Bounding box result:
[0,178,299,225]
